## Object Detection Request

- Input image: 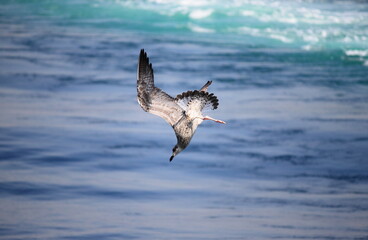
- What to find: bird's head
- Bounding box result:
[170,145,183,162]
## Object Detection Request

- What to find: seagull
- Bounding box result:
[137,49,225,162]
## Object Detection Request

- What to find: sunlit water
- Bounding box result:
[1,0,368,239]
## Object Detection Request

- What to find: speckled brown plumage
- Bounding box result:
[137,49,225,161]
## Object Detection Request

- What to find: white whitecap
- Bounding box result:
[345,50,368,57]
[302,34,319,43]
[188,24,214,33]
[148,0,207,6]
[241,10,255,17]
[269,34,293,43]
[279,17,298,24]
[189,9,213,19]
[302,45,312,51]
[237,26,260,36]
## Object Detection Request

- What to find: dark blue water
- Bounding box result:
[1,0,368,239]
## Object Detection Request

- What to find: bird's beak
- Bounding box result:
[170,155,174,162]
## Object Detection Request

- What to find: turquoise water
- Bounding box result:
[1,0,368,239]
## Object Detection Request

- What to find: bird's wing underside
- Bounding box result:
[137,49,184,126]
[175,90,219,115]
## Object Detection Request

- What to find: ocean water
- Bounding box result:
[1,0,368,239]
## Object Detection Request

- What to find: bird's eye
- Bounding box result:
[172,146,177,152]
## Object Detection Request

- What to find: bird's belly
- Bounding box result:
[174,120,196,148]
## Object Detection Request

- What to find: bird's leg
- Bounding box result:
[202,116,226,124]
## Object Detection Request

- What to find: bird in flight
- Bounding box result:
[137,49,225,161]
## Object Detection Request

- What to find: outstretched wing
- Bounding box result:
[137,49,184,126]
[175,90,219,117]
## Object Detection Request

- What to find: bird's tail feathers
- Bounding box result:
[175,90,219,111]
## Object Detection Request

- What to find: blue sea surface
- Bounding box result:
[1,0,368,239]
